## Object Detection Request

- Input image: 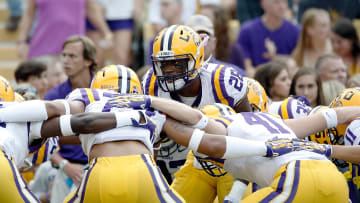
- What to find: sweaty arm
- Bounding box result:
[285,106,360,139]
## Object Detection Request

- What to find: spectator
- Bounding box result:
[290,67,325,107]
[35,55,67,91]
[44,35,97,203]
[86,0,144,67]
[347,74,360,88]
[315,54,347,85]
[17,0,112,59]
[273,55,299,80]
[186,14,246,75]
[322,80,346,105]
[200,4,245,70]
[237,0,299,77]
[15,60,48,99]
[292,8,332,68]
[254,60,291,101]
[331,18,360,77]
[5,0,22,31]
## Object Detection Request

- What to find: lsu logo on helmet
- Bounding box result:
[330,88,360,140]
[0,76,14,102]
[244,77,268,112]
[151,25,206,92]
[91,64,142,94]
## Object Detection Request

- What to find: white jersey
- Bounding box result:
[223,112,329,188]
[66,88,166,156]
[142,63,248,176]
[345,118,360,146]
[268,96,312,119]
[0,102,60,168]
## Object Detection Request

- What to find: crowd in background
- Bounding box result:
[3,0,360,202]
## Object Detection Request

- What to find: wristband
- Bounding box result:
[192,112,208,129]
[59,159,69,170]
[58,100,71,115]
[59,115,74,136]
[188,129,205,152]
[321,109,338,128]
[114,111,141,128]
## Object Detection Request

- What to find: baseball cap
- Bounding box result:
[185,14,214,37]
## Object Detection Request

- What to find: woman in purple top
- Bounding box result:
[17,0,112,59]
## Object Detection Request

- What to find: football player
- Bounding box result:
[0,66,300,203]
[143,24,250,185]
[141,94,360,202]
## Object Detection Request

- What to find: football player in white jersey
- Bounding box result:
[135,94,360,203]
[143,26,250,200]
[0,65,303,203]
[0,76,60,202]
[0,65,186,202]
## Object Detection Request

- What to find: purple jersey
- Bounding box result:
[237,17,300,66]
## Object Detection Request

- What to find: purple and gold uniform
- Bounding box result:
[0,116,45,202]
[222,112,348,202]
[143,63,248,179]
[268,96,312,120]
[64,88,184,202]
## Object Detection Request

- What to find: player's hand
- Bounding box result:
[265,137,333,157]
[108,94,152,109]
[264,137,295,157]
[63,162,84,187]
[131,110,164,138]
[290,138,333,157]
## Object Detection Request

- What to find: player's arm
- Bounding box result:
[40,110,144,138]
[329,145,360,164]
[162,118,292,159]
[284,106,360,139]
[0,100,84,122]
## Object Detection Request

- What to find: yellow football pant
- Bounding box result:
[242,160,349,203]
[0,150,39,202]
[171,152,234,203]
[64,154,184,203]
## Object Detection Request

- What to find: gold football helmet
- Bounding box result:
[152,25,206,92]
[330,87,360,140]
[0,76,14,102]
[91,64,142,94]
[244,77,268,112]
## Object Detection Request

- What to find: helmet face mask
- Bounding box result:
[195,103,235,177]
[152,55,196,92]
[152,25,205,92]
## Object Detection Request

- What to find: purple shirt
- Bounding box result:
[28,0,86,59]
[44,75,93,164]
[237,17,300,66]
